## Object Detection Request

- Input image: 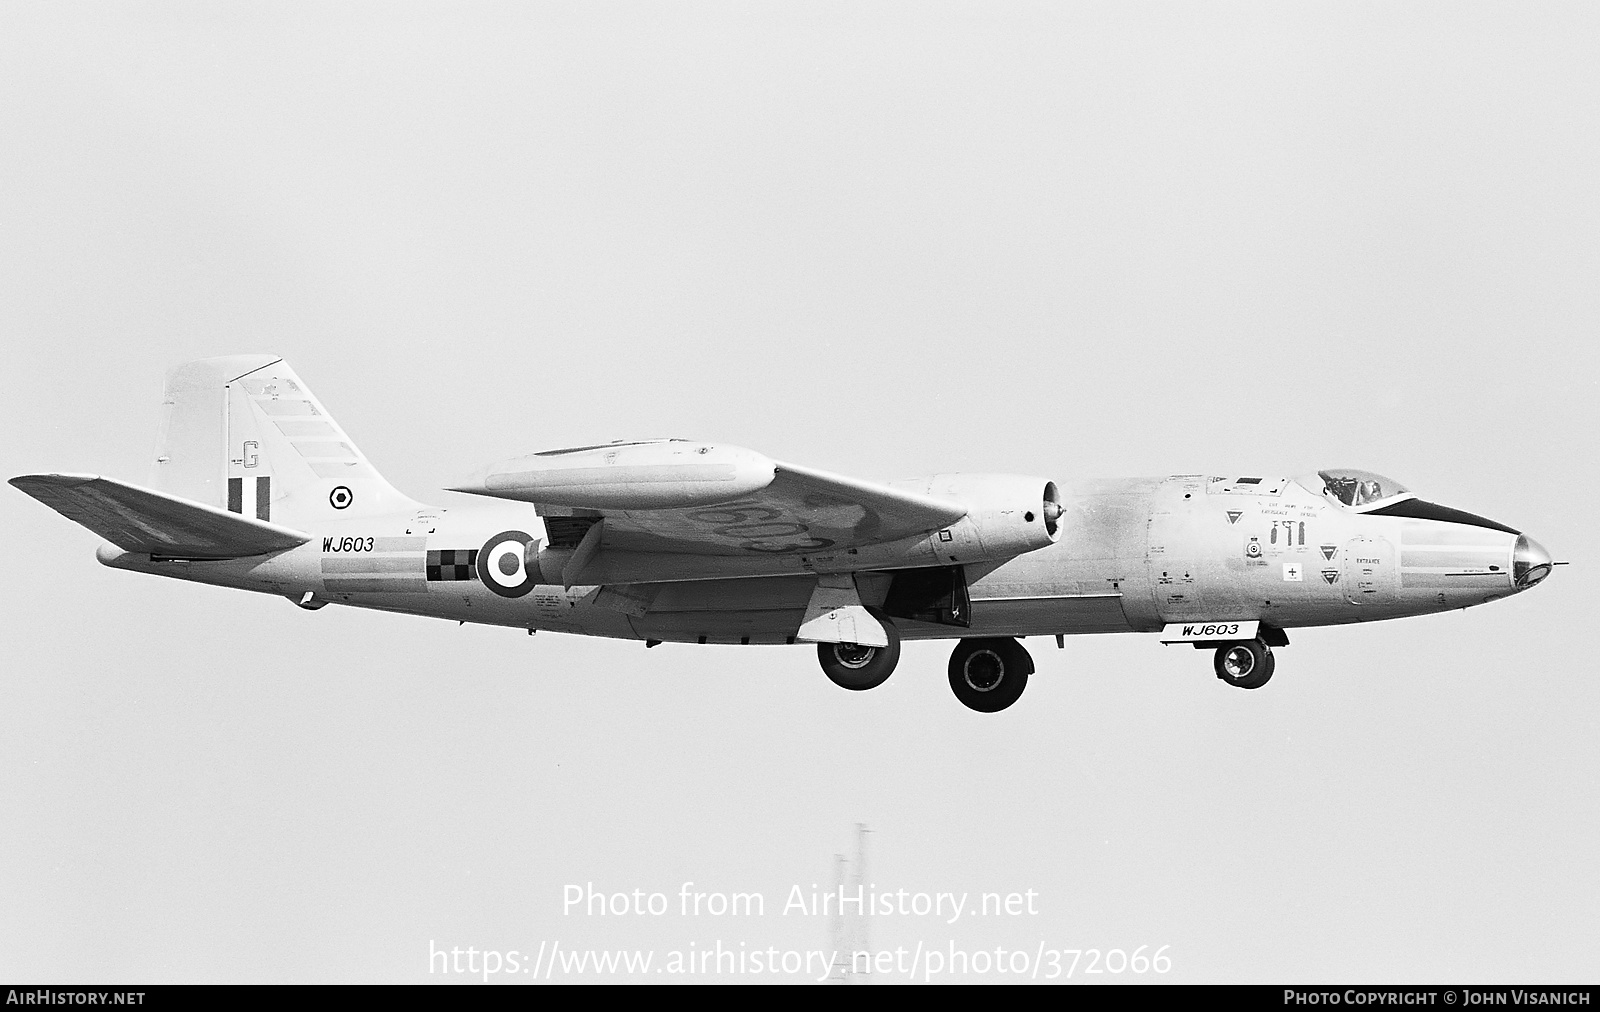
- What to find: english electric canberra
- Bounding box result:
[13,357,1555,711]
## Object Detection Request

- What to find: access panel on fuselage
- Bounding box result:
[1145,476,1210,620]
[1341,536,1396,605]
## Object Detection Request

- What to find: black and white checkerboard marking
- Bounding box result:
[426,549,479,582]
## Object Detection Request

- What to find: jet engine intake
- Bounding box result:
[905,474,1062,565]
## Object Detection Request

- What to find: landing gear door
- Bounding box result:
[881,566,971,628]
[1341,537,1396,605]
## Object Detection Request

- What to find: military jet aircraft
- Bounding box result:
[13,356,1556,712]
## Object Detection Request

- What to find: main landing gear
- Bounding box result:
[813,624,1034,712]
[817,621,901,691]
[1213,638,1275,689]
[948,637,1033,712]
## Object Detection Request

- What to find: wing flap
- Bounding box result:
[12,473,311,559]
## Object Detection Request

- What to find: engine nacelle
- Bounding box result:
[895,473,1062,565]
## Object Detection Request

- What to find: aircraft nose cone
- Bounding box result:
[1513,534,1553,589]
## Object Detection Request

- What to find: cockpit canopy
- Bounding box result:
[1294,468,1523,536]
[1304,469,1412,509]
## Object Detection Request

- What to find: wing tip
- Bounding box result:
[10,472,101,492]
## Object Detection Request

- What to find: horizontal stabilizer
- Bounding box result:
[11,473,310,559]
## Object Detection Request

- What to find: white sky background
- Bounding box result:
[1,2,1596,983]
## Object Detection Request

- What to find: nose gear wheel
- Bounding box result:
[1214,639,1274,689]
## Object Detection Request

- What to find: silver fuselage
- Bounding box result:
[96,472,1540,646]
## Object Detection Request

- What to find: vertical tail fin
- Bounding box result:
[150,356,419,526]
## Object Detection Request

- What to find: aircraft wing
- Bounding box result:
[11,473,311,559]
[450,442,971,584]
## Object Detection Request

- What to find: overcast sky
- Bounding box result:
[2,2,1596,983]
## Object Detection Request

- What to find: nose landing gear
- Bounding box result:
[948,637,1033,712]
[1214,639,1275,689]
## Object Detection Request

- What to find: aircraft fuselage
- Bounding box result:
[96,471,1541,645]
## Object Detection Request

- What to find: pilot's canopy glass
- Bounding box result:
[1306,469,1412,508]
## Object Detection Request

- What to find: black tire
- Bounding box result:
[817,621,901,691]
[948,637,1033,712]
[1214,640,1274,689]
[1238,651,1275,689]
